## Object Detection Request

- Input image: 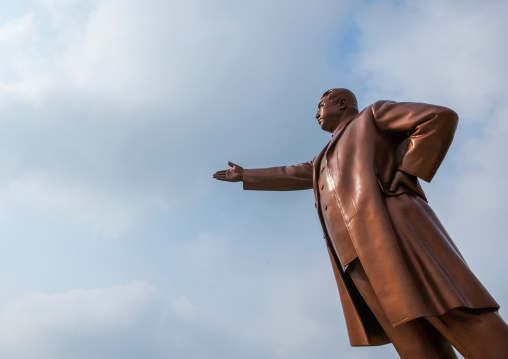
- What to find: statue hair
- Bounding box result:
[322,88,358,109]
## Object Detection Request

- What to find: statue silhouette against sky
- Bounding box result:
[214,89,508,358]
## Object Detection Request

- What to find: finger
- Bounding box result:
[227,161,238,168]
[215,170,227,175]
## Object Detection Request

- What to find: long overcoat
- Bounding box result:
[242,101,499,346]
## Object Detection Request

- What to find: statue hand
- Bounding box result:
[213,161,244,182]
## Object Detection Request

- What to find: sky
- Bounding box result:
[0,0,506,358]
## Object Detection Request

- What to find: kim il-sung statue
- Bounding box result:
[213,89,508,358]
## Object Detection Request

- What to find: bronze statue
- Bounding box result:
[213,89,508,358]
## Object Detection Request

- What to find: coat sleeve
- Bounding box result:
[371,100,458,182]
[243,162,313,191]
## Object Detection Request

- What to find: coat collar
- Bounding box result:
[314,117,355,170]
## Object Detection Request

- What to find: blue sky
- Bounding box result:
[0,0,506,358]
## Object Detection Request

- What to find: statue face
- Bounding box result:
[316,94,342,133]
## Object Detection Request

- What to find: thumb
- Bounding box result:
[227,161,238,168]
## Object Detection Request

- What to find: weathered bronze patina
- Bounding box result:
[213,89,508,358]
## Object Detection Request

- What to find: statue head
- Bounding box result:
[316,88,359,133]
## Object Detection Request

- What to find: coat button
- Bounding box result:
[320,185,324,190]
[321,167,325,172]
[324,205,328,210]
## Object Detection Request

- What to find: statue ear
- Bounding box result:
[338,98,348,110]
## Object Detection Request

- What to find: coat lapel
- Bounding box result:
[326,118,354,156]
[312,118,355,203]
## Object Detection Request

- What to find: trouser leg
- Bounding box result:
[348,260,457,359]
[426,308,508,359]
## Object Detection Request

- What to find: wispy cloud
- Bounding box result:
[0,0,505,358]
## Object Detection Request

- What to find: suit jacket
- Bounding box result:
[243,101,499,346]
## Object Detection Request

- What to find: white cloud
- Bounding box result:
[0,265,383,359]
[0,0,505,358]
[0,14,34,44]
[0,282,161,358]
[0,0,353,237]
[352,0,508,116]
[0,175,140,237]
[0,281,243,359]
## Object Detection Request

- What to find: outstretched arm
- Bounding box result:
[213,161,313,191]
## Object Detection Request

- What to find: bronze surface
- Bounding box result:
[213,89,508,357]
